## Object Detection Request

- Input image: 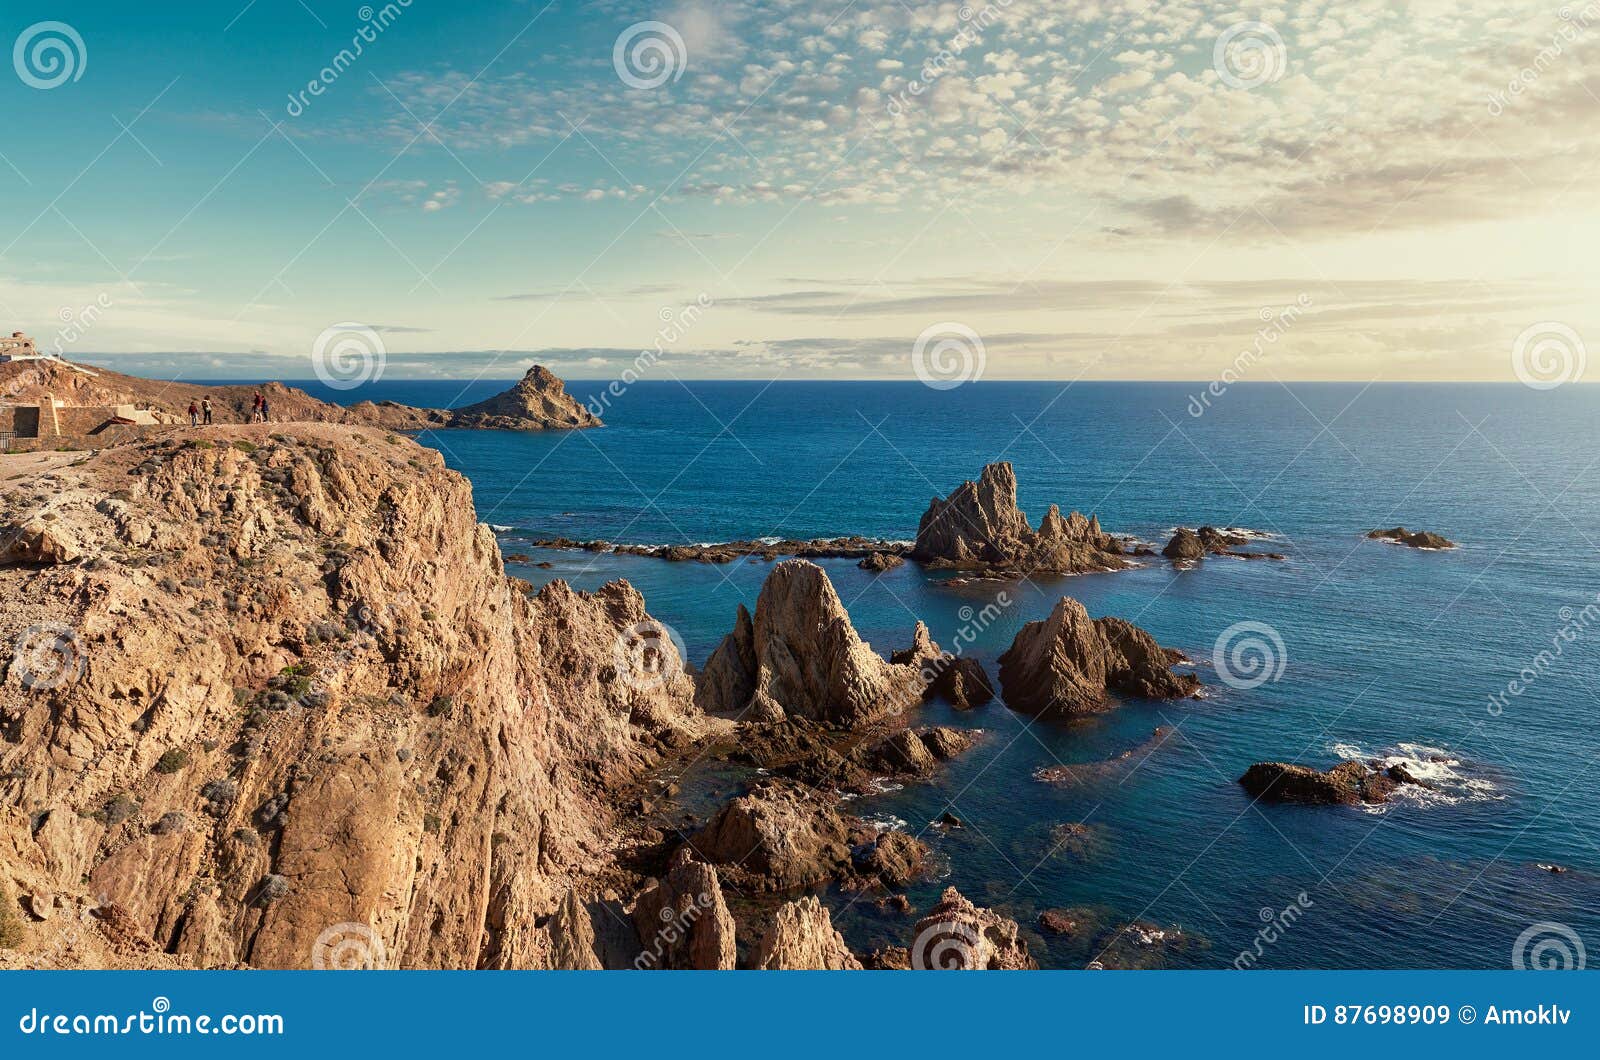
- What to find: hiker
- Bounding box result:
[202,398,213,425]
[260,395,271,422]
[188,400,199,427]
[251,392,263,422]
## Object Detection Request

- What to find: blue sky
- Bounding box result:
[1,0,1596,381]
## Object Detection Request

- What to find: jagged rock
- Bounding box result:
[890,623,995,709]
[1238,761,1404,805]
[906,887,1035,970]
[858,551,904,572]
[631,849,737,970]
[695,561,923,727]
[0,358,598,432]
[1367,526,1456,550]
[694,783,852,891]
[852,829,930,888]
[858,726,978,779]
[911,462,1127,576]
[751,896,862,970]
[997,597,1200,716]
[544,886,603,970]
[0,423,705,970]
[1162,528,1205,561]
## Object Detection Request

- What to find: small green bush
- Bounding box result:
[155,748,189,775]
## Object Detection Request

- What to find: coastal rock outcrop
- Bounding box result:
[630,849,737,970]
[997,597,1200,716]
[1163,526,1285,562]
[694,560,923,727]
[1366,526,1456,550]
[1238,761,1408,805]
[693,783,853,892]
[751,896,861,970]
[0,423,696,969]
[0,359,599,434]
[906,887,1035,970]
[911,462,1128,576]
[889,622,995,709]
[443,365,600,430]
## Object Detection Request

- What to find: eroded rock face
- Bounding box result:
[630,848,736,970]
[1367,526,1456,550]
[695,560,923,727]
[912,463,1127,576]
[1162,528,1206,561]
[906,887,1035,970]
[1239,761,1406,805]
[0,424,696,969]
[997,597,1200,716]
[751,896,861,970]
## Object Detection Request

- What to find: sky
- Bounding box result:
[0,0,1596,383]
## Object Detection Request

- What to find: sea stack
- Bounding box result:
[997,597,1200,716]
[911,462,1127,576]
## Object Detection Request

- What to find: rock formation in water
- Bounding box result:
[693,782,855,892]
[751,896,861,970]
[904,887,1035,970]
[1163,526,1285,562]
[695,560,924,727]
[1238,760,1416,805]
[0,423,705,969]
[889,621,995,709]
[911,463,1128,576]
[1366,526,1456,550]
[443,365,599,430]
[997,597,1200,716]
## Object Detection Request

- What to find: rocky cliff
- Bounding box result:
[0,423,690,969]
[997,597,1200,716]
[0,361,598,433]
[911,462,1127,576]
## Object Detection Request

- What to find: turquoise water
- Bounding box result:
[294,378,1600,969]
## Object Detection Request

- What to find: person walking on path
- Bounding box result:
[251,392,263,422]
[202,398,213,425]
[260,395,271,422]
[188,400,199,427]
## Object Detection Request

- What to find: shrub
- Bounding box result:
[155,748,189,775]
[231,440,257,454]
[97,793,139,826]
[423,813,441,835]
[426,695,454,719]
[152,811,187,836]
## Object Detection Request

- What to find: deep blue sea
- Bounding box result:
[288,378,1600,969]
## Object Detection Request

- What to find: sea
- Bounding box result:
[284,377,1600,970]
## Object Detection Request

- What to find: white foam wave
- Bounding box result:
[1328,740,1503,808]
